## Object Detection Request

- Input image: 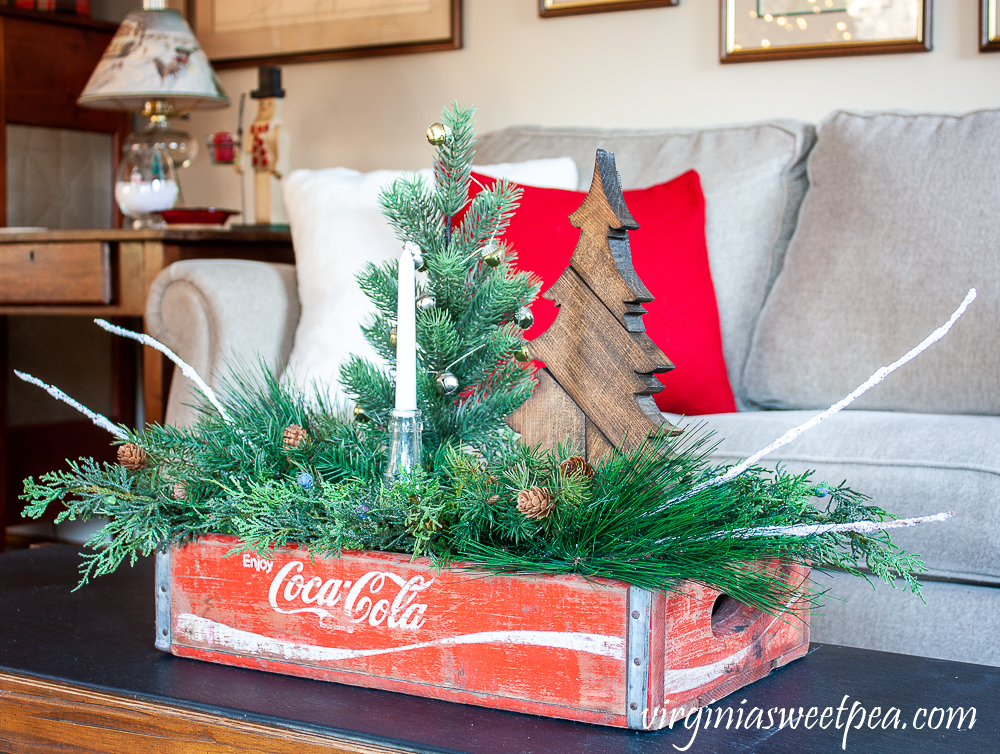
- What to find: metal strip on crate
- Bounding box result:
[626,585,652,729]
[154,548,171,651]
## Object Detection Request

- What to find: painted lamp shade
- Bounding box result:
[78,9,229,112]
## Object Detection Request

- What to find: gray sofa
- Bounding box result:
[146,109,1000,667]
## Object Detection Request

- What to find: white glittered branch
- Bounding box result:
[693,288,977,495]
[15,370,127,440]
[94,319,232,424]
[734,511,953,539]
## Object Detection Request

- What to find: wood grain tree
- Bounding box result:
[508,149,677,459]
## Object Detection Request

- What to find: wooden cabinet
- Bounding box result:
[0,8,129,228]
[0,242,111,303]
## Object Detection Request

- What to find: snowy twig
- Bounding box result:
[94,319,232,424]
[733,511,953,539]
[689,288,977,496]
[14,370,126,439]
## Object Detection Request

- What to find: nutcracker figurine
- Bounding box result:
[245,65,290,228]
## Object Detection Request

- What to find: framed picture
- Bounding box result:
[721,0,932,63]
[540,0,678,18]
[190,0,462,69]
[983,0,1000,51]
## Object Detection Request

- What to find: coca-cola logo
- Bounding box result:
[268,560,434,630]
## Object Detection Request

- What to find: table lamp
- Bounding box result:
[77,0,229,228]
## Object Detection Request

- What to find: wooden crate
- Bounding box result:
[156,534,809,729]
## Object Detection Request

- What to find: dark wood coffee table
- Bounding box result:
[0,545,996,753]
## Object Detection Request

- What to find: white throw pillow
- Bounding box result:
[282,157,578,406]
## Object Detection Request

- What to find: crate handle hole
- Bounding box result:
[711,594,764,638]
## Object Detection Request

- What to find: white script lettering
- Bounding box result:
[241,553,274,573]
[268,560,433,629]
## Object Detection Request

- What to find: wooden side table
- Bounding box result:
[0,228,295,549]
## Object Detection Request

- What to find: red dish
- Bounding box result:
[160,208,239,225]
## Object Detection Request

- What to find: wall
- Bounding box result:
[180,0,1000,214]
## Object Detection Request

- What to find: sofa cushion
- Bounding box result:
[281,158,578,405]
[810,574,1000,667]
[476,121,816,408]
[743,109,1000,414]
[671,410,1000,585]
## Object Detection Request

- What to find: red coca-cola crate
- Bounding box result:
[156,533,809,729]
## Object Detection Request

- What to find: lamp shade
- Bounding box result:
[78,10,229,112]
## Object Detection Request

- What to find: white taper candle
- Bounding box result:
[395,247,417,410]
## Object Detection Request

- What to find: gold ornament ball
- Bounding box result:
[426,122,449,146]
[353,405,371,423]
[514,306,534,330]
[390,327,398,348]
[416,294,437,312]
[514,346,532,363]
[482,242,503,268]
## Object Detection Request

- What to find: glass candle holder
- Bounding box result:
[115,144,179,229]
[207,131,240,165]
[385,408,423,481]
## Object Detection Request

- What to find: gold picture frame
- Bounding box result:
[540,0,678,18]
[983,0,1000,51]
[190,0,462,69]
[721,0,932,63]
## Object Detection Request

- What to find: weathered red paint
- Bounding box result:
[164,534,808,729]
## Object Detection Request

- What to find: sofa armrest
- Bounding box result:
[145,260,300,427]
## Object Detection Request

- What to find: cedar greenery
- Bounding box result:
[19,366,924,613]
[19,103,926,613]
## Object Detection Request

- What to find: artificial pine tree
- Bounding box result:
[339,102,540,463]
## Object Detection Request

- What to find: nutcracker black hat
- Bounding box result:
[250,65,285,99]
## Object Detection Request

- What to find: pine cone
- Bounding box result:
[172,481,186,500]
[559,455,594,479]
[486,494,500,505]
[283,424,308,450]
[117,443,146,470]
[516,486,555,520]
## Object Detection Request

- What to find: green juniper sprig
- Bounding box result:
[19,360,926,609]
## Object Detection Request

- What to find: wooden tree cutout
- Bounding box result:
[509,149,676,459]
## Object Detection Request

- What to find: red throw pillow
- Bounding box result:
[470,170,736,416]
